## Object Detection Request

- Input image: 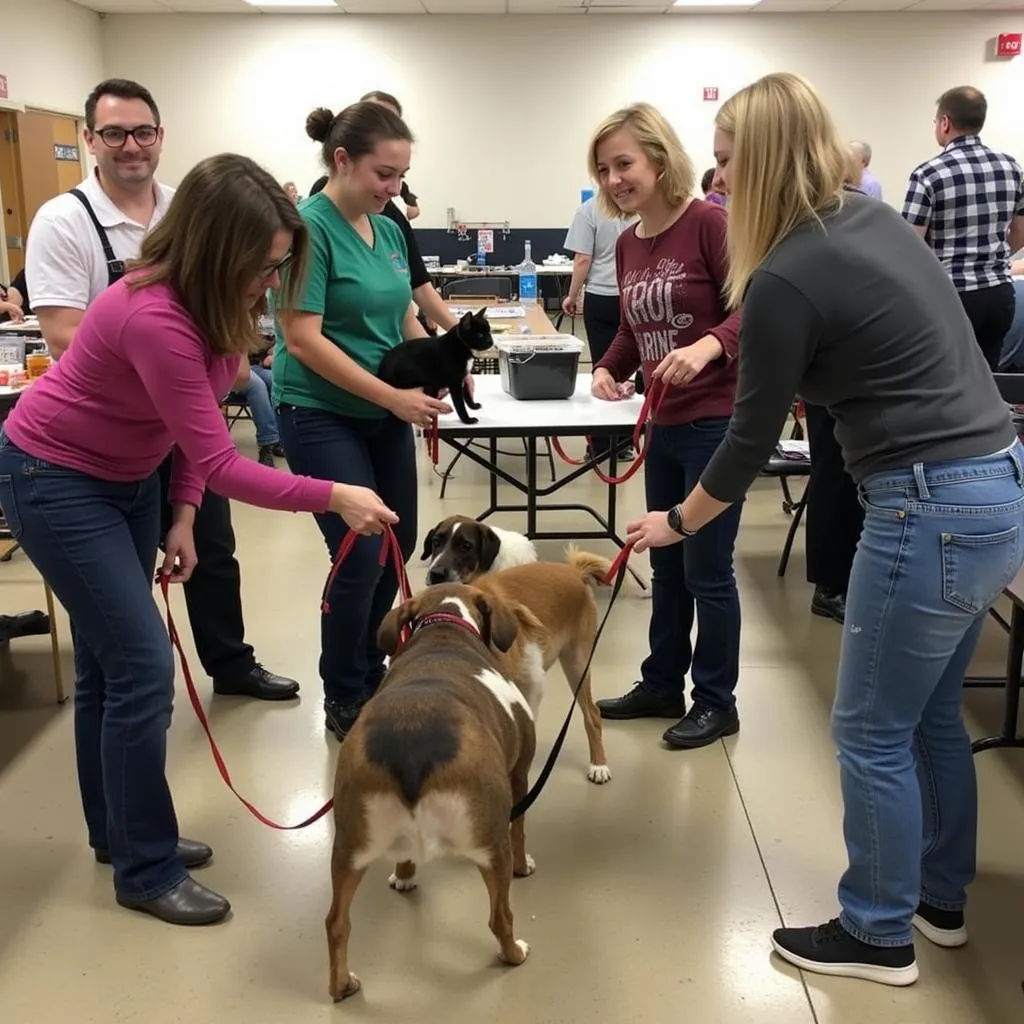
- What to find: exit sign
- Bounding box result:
[996,33,1022,57]
[0,75,7,100]
[703,87,719,102]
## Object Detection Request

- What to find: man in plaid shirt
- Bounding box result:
[902,86,1024,369]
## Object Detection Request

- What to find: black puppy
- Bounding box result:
[377,309,493,424]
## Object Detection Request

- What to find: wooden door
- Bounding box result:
[15,111,82,232]
[0,111,25,278]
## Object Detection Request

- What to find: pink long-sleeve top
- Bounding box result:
[3,278,333,514]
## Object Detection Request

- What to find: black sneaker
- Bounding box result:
[772,918,918,987]
[271,443,286,458]
[811,586,846,623]
[258,445,276,467]
[324,699,365,742]
[662,701,739,749]
[596,683,685,721]
[912,902,967,948]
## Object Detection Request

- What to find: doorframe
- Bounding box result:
[0,105,89,284]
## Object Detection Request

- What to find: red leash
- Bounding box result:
[425,416,440,467]
[550,379,667,486]
[160,523,413,831]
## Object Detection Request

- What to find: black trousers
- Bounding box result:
[158,456,254,679]
[583,291,636,455]
[804,402,864,594]
[958,282,1015,371]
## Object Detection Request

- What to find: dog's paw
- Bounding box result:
[388,872,417,892]
[501,939,530,966]
[514,853,536,878]
[588,763,612,785]
[331,973,361,1002]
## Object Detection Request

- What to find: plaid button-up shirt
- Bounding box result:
[902,135,1024,292]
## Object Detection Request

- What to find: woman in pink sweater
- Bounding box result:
[0,154,396,927]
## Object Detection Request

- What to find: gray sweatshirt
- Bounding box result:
[702,193,1015,504]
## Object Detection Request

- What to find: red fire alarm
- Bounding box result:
[996,33,1022,57]
[703,87,719,102]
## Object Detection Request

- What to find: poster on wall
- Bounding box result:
[54,144,80,162]
[0,75,8,100]
[477,228,494,254]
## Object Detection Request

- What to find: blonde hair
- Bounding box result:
[716,73,849,308]
[588,103,695,220]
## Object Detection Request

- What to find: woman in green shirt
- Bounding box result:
[276,102,451,741]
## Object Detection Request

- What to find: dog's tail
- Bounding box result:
[565,545,614,588]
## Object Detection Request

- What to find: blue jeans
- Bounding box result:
[0,435,184,901]
[277,405,417,706]
[243,366,279,447]
[639,419,743,710]
[834,443,1024,946]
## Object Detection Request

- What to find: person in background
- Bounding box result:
[701,167,727,207]
[283,181,300,204]
[309,91,454,333]
[902,86,1024,369]
[0,153,397,926]
[628,72,1023,987]
[850,141,882,199]
[0,268,27,322]
[562,194,635,460]
[238,366,285,466]
[588,103,743,750]
[997,255,1024,370]
[278,103,452,743]
[25,78,297,701]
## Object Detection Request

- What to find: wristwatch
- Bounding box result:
[667,505,695,538]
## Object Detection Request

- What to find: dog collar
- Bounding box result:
[412,612,481,640]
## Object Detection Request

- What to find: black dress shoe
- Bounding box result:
[117,876,231,926]
[95,838,213,869]
[596,683,686,721]
[0,610,50,643]
[212,664,299,701]
[324,698,365,742]
[811,586,846,623]
[663,702,740,749]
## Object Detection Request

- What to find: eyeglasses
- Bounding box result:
[93,125,160,149]
[260,252,293,281]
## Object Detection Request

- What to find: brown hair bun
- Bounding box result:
[305,107,335,143]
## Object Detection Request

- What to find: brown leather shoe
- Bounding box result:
[116,877,231,926]
[95,838,213,869]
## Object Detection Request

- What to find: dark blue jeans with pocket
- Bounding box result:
[639,418,743,711]
[0,433,185,902]
[277,405,417,707]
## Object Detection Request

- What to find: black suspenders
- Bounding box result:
[68,188,127,287]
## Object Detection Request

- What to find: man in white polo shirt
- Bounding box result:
[26,78,298,702]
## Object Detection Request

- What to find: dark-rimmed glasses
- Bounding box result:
[92,125,160,149]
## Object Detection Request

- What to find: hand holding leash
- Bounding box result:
[329,484,398,536]
[160,522,198,583]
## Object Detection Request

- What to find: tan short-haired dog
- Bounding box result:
[325,583,545,1003]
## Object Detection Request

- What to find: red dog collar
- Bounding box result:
[412,611,481,640]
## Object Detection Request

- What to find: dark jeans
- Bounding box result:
[804,402,864,593]
[959,282,1015,371]
[639,419,743,711]
[584,292,624,458]
[277,405,417,706]
[0,437,185,901]
[157,456,254,680]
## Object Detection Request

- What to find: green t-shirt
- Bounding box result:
[273,192,413,419]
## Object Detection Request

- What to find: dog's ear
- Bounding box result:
[473,593,519,653]
[419,527,436,562]
[477,525,501,573]
[377,597,420,655]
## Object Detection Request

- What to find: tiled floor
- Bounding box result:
[1,422,1023,1023]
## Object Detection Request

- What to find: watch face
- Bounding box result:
[668,506,683,533]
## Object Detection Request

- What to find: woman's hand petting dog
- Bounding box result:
[385,387,452,428]
[330,484,400,535]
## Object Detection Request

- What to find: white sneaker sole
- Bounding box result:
[912,913,968,948]
[771,936,919,987]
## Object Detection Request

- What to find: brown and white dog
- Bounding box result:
[421,515,538,585]
[325,583,545,1003]
[462,550,613,785]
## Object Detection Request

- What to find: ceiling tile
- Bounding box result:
[424,0,506,10]
[161,0,260,10]
[833,0,932,8]
[338,0,422,9]
[752,0,835,9]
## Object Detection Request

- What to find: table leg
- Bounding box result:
[526,435,538,537]
[489,436,498,510]
[972,601,1024,754]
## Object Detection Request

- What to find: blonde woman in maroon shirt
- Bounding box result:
[589,103,743,749]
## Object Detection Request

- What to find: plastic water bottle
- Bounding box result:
[519,240,538,305]
[476,236,486,268]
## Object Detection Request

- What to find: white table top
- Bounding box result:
[428,265,572,276]
[436,372,643,436]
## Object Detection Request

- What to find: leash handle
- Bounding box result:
[549,379,667,487]
[509,542,633,821]
[165,522,411,831]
